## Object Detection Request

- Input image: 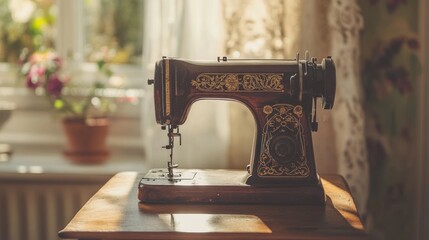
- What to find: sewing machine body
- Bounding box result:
[139,55,335,204]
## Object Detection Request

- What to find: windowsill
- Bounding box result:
[0,143,148,182]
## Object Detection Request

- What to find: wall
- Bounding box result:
[359,0,420,239]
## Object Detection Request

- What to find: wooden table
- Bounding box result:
[59,172,367,240]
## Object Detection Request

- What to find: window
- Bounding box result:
[0,0,55,63]
[83,0,143,65]
[0,0,144,153]
[0,0,143,64]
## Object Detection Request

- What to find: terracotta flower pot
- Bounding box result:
[62,117,110,164]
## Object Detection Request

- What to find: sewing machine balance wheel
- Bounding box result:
[320,57,336,110]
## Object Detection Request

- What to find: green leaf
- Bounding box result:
[96,60,105,70]
[54,99,64,110]
[31,17,48,34]
[94,81,105,89]
[104,68,113,77]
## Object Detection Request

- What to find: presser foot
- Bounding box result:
[138,169,326,205]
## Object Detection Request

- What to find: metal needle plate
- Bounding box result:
[142,169,196,181]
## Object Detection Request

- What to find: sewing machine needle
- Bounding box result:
[164,125,179,180]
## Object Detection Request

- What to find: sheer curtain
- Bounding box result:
[141,0,230,169]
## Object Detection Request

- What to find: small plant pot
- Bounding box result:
[62,117,110,164]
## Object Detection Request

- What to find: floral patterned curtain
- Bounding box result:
[359,0,421,239]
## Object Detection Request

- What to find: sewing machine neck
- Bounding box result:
[151,57,335,127]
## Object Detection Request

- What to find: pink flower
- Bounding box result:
[46,74,64,97]
[29,64,45,76]
[26,75,39,89]
[26,65,45,88]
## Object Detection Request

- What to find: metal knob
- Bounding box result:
[147,79,154,85]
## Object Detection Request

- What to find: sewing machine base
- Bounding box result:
[138,169,325,205]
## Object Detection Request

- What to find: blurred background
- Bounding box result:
[0,0,428,240]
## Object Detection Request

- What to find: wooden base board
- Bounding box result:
[138,169,325,205]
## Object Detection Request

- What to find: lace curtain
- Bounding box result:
[328,0,369,216]
[141,0,368,216]
[222,0,368,215]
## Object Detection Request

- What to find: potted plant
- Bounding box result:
[19,48,120,164]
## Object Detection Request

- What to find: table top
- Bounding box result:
[59,171,367,240]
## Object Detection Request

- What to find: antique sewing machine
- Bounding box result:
[138,53,336,205]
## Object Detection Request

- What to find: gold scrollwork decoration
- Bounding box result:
[191,73,284,92]
[263,105,273,115]
[257,104,310,178]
